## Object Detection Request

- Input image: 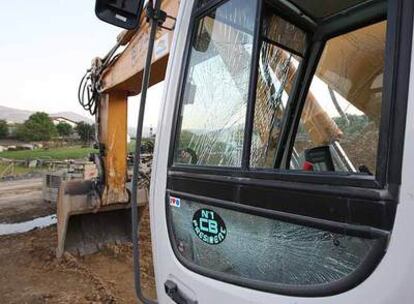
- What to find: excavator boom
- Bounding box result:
[56,0,178,257]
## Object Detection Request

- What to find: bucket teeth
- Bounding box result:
[63,209,131,256]
[56,180,148,258]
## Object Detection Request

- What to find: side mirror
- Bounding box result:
[95,0,145,30]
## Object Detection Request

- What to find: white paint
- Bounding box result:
[150,1,414,303]
[0,215,57,236]
[51,116,78,128]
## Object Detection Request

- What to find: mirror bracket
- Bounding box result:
[145,1,176,31]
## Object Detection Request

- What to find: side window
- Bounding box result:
[169,195,383,288]
[174,0,257,167]
[289,21,387,175]
[250,13,306,168]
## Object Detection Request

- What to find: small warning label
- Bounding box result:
[169,196,181,208]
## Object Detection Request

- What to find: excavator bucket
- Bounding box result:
[56,179,148,257]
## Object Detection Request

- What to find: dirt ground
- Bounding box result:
[0,179,156,304]
[0,178,54,223]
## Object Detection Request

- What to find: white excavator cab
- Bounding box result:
[149,0,414,303]
[93,0,414,303]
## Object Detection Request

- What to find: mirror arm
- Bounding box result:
[130,1,166,304]
[145,1,176,31]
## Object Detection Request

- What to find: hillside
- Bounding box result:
[50,111,94,124]
[0,105,93,124]
[0,105,157,137]
[0,106,33,123]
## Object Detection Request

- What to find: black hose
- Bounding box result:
[130,1,161,303]
[78,70,89,106]
[78,70,98,116]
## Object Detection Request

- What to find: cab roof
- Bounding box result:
[287,0,378,22]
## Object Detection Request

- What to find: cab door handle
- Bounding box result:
[164,280,198,304]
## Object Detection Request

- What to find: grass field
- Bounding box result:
[0,146,97,161]
[0,163,36,176]
[128,140,135,153]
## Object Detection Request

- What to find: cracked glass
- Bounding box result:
[250,13,306,168]
[170,197,380,286]
[174,0,257,167]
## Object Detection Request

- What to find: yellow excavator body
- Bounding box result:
[56,0,179,258]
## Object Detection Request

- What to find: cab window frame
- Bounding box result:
[172,0,261,169]
[281,4,389,186]
[169,0,410,192]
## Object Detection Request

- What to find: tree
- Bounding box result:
[75,122,95,144]
[0,120,8,139]
[56,122,73,138]
[178,130,196,150]
[334,115,370,137]
[18,112,57,141]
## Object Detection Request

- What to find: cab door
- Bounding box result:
[150,0,414,303]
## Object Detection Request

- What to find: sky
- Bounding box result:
[0,0,162,129]
[0,1,365,133]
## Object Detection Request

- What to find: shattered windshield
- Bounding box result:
[174,0,257,167]
[251,14,306,168]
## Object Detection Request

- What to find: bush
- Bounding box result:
[75,122,95,144]
[17,112,57,142]
[56,122,73,137]
[0,120,7,139]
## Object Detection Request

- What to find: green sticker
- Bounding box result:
[192,209,227,245]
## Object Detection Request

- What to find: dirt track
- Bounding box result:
[0,178,54,223]
[0,179,156,304]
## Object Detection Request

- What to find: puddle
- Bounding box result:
[0,214,57,236]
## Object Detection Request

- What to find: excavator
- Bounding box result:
[57,0,414,303]
[56,0,179,258]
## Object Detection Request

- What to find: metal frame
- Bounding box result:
[282,2,388,187]
[167,172,395,230]
[242,0,263,169]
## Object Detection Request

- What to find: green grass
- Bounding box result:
[0,146,97,161]
[0,163,35,176]
[128,140,136,153]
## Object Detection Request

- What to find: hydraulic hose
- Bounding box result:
[130,1,162,303]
